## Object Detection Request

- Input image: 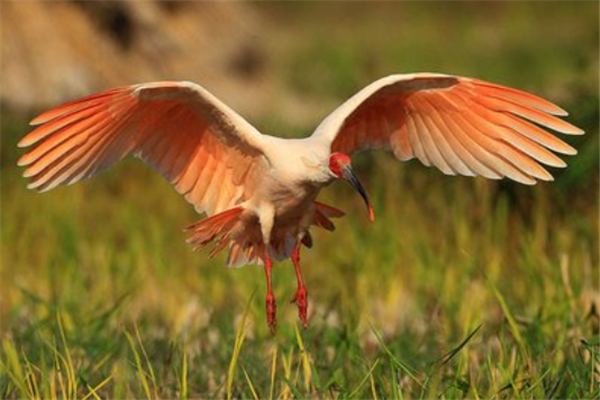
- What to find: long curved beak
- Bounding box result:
[342,165,375,222]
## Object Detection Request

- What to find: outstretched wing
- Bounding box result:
[18,81,269,215]
[311,73,583,184]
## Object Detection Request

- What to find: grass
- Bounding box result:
[1,2,599,399]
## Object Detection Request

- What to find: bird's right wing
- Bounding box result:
[311,73,583,184]
[18,81,269,215]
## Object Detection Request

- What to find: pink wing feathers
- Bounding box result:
[312,73,583,185]
[18,81,269,215]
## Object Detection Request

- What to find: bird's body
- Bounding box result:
[184,134,337,266]
[18,73,583,331]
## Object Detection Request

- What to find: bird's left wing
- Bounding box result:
[18,81,269,215]
[311,73,583,184]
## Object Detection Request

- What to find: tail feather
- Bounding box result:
[209,233,231,258]
[314,201,345,218]
[312,201,344,232]
[185,201,346,268]
[227,242,264,267]
[185,206,243,251]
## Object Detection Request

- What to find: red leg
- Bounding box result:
[290,241,308,328]
[263,246,277,333]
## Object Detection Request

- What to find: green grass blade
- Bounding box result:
[369,371,378,400]
[82,375,113,400]
[42,335,76,400]
[348,358,380,398]
[181,350,188,400]
[436,324,482,367]
[493,288,531,368]
[226,292,254,400]
[124,330,152,399]
[281,348,295,400]
[370,324,422,387]
[281,376,303,400]
[1,339,29,399]
[294,323,312,392]
[21,350,40,400]
[242,365,260,400]
[133,323,159,399]
[269,346,277,400]
[390,359,404,400]
[56,312,77,398]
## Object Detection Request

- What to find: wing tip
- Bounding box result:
[29,116,46,126]
[569,126,585,135]
[21,167,36,178]
[17,155,30,167]
[17,136,34,148]
[26,181,40,191]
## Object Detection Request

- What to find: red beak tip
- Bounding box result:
[368,206,375,222]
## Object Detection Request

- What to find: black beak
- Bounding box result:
[342,165,375,222]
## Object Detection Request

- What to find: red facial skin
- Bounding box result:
[327,152,375,222]
[328,152,352,178]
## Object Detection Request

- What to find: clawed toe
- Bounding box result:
[291,286,308,328]
[266,293,277,333]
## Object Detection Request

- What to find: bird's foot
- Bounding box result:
[291,286,308,328]
[266,292,277,333]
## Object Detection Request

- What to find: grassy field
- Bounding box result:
[1,2,599,399]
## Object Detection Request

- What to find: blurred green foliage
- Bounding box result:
[1,2,598,399]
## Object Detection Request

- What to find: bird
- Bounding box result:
[17,73,583,332]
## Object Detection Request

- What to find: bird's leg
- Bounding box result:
[290,241,308,328]
[263,246,277,333]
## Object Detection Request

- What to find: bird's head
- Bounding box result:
[328,152,375,222]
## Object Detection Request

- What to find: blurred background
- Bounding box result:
[1,2,598,399]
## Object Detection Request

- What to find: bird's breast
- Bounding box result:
[269,179,320,221]
[246,168,322,224]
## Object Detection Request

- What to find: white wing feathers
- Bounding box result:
[312,73,583,185]
[18,73,584,217]
[18,81,269,215]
